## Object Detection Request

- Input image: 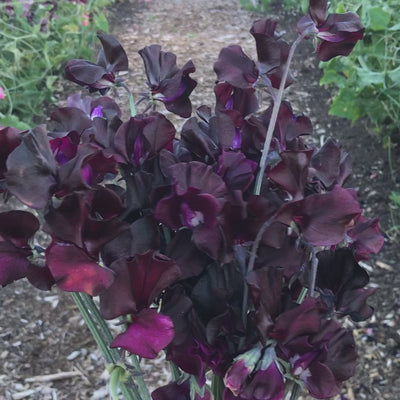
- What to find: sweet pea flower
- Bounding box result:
[0,87,5,100]
[65,32,128,94]
[297,0,364,61]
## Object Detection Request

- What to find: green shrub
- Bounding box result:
[240,0,308,14]
[319,0,400,142]
[0,0,113,129]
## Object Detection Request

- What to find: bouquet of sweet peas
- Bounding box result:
[0,1,384,399]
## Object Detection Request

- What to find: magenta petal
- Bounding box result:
[46,242,114,295]
[111,308,174,359]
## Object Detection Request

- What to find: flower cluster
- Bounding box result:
[0,2,380,399]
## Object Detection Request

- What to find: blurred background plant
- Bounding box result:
[319,0,400,145]
[240,0,308,13]
[241,0,400,237]
[241,0,400,144]
[0,0,114,130]
[388,191,400,239]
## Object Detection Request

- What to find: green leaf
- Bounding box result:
[387,67,400,85]
[355,67,385,88]
[329,88,363,123]
[0,115,31,130]
[320,70,348,88]
[95,12,109,33]
[390,191,400,207]
[46,76,58,91]
[367,6,391,31]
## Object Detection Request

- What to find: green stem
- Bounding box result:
[71,293,142,400]
[169,361,181,381]
[253,33,306,195]
[118,82,137,117]
[211,374,224,400]
[71,293,117,363]
[130,354,152,400]
[289,382,301,400]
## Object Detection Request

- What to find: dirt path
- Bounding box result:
[1,1,399,399]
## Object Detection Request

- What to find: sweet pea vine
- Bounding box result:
[0,1,382,400]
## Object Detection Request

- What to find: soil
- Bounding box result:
[1,1,399,399]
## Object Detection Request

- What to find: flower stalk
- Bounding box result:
[253,33,306,195]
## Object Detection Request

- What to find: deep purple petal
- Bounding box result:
[65,59,110,87]
[0,242,31,286]
[125,251,181,309]
[99,257,137,320]
[278,186,361,246]
[217,151,257,192]
[111,308,174,359]
[0,126,22,179]
[347,215,384,260]
[0,210,40,248]
[241,360,285,400]
[97,32,129,72]
[5,126,57,209]
[309,0,328,25]
[46,242,114,295]
[269,298,323,344]
[268,150,312,200]
[214,45,258,89]
[152,380,211,400]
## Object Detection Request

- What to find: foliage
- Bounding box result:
[388,191,400,238]
[240,0,308,14]
[0,0,113,129]
[0,1,384,400]
[319,0,400,142]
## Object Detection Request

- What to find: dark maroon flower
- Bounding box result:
[347,215,384,260]
[216,151,257,192]
[269,101,313,150]
[139,45,197,118]
[215,83,258,118]
[65,32,128,94]
[250,18,293,89]
[56,144,118,195]
[297,0,364,61]
[269,299,357,399]
[45,187,127,258]
[268,150,313,200]
[99,251,181,320]
[316,248,376,321]
[224,347,285,400]
[309,138,352,188]
[156,186,220,230]
[45,241,115,296]
[278,185,361,246]
[66,92,122,120]
[214,45,259,89]
[49,132,80,165]
[0,126,22,181]
[224,347,261,396]
[49,107,93,139]
[5,126,57,209]
[111,308,174,359]
[0,211,39,286]
[113,113,176,166]
[152,379,211,400]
